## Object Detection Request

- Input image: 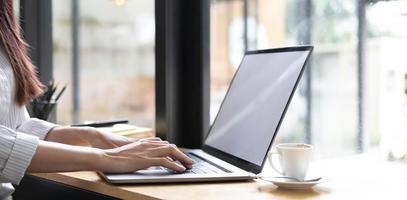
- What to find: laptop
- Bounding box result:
[101,46,313,184]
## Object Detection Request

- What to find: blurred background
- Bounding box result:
[53,0,155,126]
[50,0,407,159]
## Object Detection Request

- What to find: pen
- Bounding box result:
[54,85,67,102]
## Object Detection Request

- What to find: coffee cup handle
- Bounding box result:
[268,151,284,175]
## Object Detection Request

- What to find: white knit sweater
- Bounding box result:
[0,43,57,198]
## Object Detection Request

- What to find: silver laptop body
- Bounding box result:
[101,46,313,184]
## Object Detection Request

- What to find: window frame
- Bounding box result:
[155,0,210,148]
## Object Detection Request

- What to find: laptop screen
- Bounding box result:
[204,47,312,167]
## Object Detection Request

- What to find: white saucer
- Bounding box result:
[266,177,325,190]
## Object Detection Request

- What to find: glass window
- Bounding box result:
[365,1,407,160]
[53,0,155,128]
[211,0,406,159]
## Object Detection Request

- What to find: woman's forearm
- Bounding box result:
[27,140,103,172]
[45,126,134,149]
[45,126,93,146]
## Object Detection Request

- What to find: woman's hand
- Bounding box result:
[98,139,194,173]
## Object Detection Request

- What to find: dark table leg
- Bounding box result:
[13,175,119,200]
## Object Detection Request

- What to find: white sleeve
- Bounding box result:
[17,118,58,140]
[16,108,58,140]
[0,126,39,185]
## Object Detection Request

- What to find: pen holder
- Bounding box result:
[28,100,57,123]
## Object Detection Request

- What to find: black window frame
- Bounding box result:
[155,0,210,148]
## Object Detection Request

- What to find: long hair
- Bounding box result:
[0,0,44,106]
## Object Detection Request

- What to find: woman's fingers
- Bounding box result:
[148,145,194,167]
[149,157,186,172]
[110,140,195,172]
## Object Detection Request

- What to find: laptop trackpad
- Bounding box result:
[135,167,174,176]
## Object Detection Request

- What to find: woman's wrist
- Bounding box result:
[74,126,115,149]
[93,147,123,172]
[90,147,109,171]
[83,127,135,149]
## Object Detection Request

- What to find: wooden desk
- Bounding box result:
[31,153,407,200]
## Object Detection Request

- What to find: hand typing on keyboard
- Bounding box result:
[98,138,195,173]
[182,153,227,174]
[139,153,227,175]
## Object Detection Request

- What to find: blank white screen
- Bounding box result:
[205,50,310,165]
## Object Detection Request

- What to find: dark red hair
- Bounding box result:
[0,0,44,105]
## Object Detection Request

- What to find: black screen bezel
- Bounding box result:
[202,46,314,174]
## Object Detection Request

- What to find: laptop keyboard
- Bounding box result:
[143,153,228,174]
[183,153,227,174]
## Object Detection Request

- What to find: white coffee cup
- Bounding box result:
[268,143,313,181]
